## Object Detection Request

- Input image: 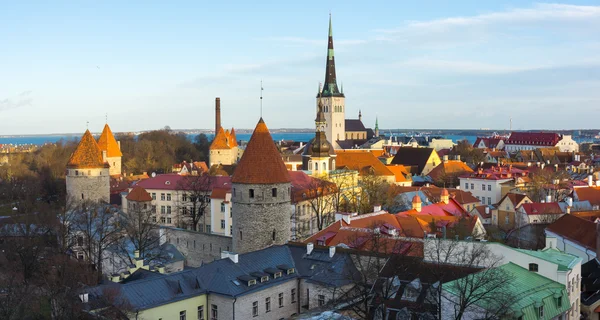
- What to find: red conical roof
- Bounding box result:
[232,118,290,184]
[67,130,108,169]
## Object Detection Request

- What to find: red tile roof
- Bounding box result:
[546,214,596,251]
[210,187,231,199]
[518,202,562,215]
[97,124,122,157]
[473,137,505,149]
[472,205,491,219]
[210,127,232,150]
[231,118,291,184]
[126,186,152,202]
[289,171,336,202]
[505,132,560,146]
[574,187,600,207]
[229,128,238,147]
[67,130,109,169]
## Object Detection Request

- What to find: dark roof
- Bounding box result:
[86,244,358,312]
[345,119,366,132]
[582,259,600,306]
[391,147,436,174]
[366,128,375,139]
[302,136,336,157]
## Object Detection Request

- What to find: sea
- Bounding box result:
[0,132,480,146]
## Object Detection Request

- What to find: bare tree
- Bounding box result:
[73,201,123,281]
[357,172,389,214]
[176,174,213,231]
[326,169,360,213]
[304,177,337,231]
[118,202,164,266]
[424,239,516,320]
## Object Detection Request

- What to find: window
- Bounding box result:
[487,185,491,191]
[318,295,325,306]
[274,272,282,279]
[211,304,217,320]
[167,193,172,201]
[198,306,204,320]
[75,170,79,176]
[272,230,276,241]
[272,188,277,197]
[287,268,295,275]
[505,215,509,225]
[167,217,172,224]
[180,310,186,320]
[248,279,257,286]
[279,293,284,307]
[77,236,83,247]
[152,216,157,223]
[206,225,211,232]
[161,206,166,214]
[220,203,225,212]
[240,230,242,240]
[266,297,271,312]
[482,184,485,191]
[261,276,269,282]
[471,183,474,189]
[167,206,172,214]
[487,197,491,205]
[538,306,544,318]
[161,217,166,223]
[252,301,258,317]
[464,183,468,189]
[529,263,538,272]
[291,289,296,303]
[557,296,562,308]
[182,194,187,202]
[150,205,156,213]
[221,220,225,229]
[249,189,256,198]
[161,193,165,201]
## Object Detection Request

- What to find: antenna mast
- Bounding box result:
[260,80,264,118]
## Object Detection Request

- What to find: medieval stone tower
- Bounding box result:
[231,118,291,254]
[317,15,345,146]
[97,123,122,176]
[209,97,239,167]
[66,129,110,204]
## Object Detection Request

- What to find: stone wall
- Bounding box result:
[161,226,232,267]
[209,148,236,167]
[66,168,110,204]
[232,182,292,253]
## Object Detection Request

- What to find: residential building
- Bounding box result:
[209,127,239,167]
[83,244,358,320]
[427,156,473,187]
[66,129,110,204]
[573,183,600,210]
[493,192,531,230]
[335,150,396,183]
[231,118,292,254]
[390,147,441,176]
[289,171,336,241]
[210,187,232,236]
[121,174,231,230]
[581,255,600,319]
[470,205,492,225]
[172,160,208,176]
[504,132,579,152]
[385,164,412,186]
[442,262,571,320]
[429,138,455,151]
[545,214,597,262]
[425,239,582,319]
[516,202,564,226]
[387,186,481,213]
[473,136,506,150]
[458,165,528,206]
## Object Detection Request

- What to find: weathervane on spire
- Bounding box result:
[105,113,108,124]
[86,121,89,130]
[260,80,264,118]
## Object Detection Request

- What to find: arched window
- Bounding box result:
[81,193,84,200]
[315,162,319,171]
[322,162,326,171]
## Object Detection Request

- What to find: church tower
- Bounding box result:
[66,130,110,204]
[231,118,291,254]
[97,123,122,176]
[302,97,336,176]
[317,14,345,146]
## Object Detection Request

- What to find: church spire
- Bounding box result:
[320,14,343,97]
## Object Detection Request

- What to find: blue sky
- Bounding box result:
[1,1,599,134]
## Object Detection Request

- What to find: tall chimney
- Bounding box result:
[215,97,221,134]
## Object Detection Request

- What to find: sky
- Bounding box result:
[1,1,599,134]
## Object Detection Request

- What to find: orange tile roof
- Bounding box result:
[67,130,109,169]
[97,124,122,157]
[210,127,232,150]
[229,128,238,147]
[210,187,231,199]
[427,160,473,181]
[574,187,600,207]
[126,186,152,202]
[231,118,291,184]
[386,165,411,183]
[335,152,394,177]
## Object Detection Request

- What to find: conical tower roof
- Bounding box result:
[232,118,290,184]
[229,128,239,147]
[67,130,108,169]
[210,127,232,150]
[97,124,122,157]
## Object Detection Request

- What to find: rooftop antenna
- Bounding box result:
[86,121,89,130]
[260,80,264,118]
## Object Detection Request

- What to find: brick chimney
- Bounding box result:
[215,97,221,134]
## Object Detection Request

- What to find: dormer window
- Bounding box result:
[248,279,257,286]
[287,268,295,275]
[261,276,269,282]
[274,272,282,279]
[529,263,538,272]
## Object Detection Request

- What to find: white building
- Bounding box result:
[504,132,579,153]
